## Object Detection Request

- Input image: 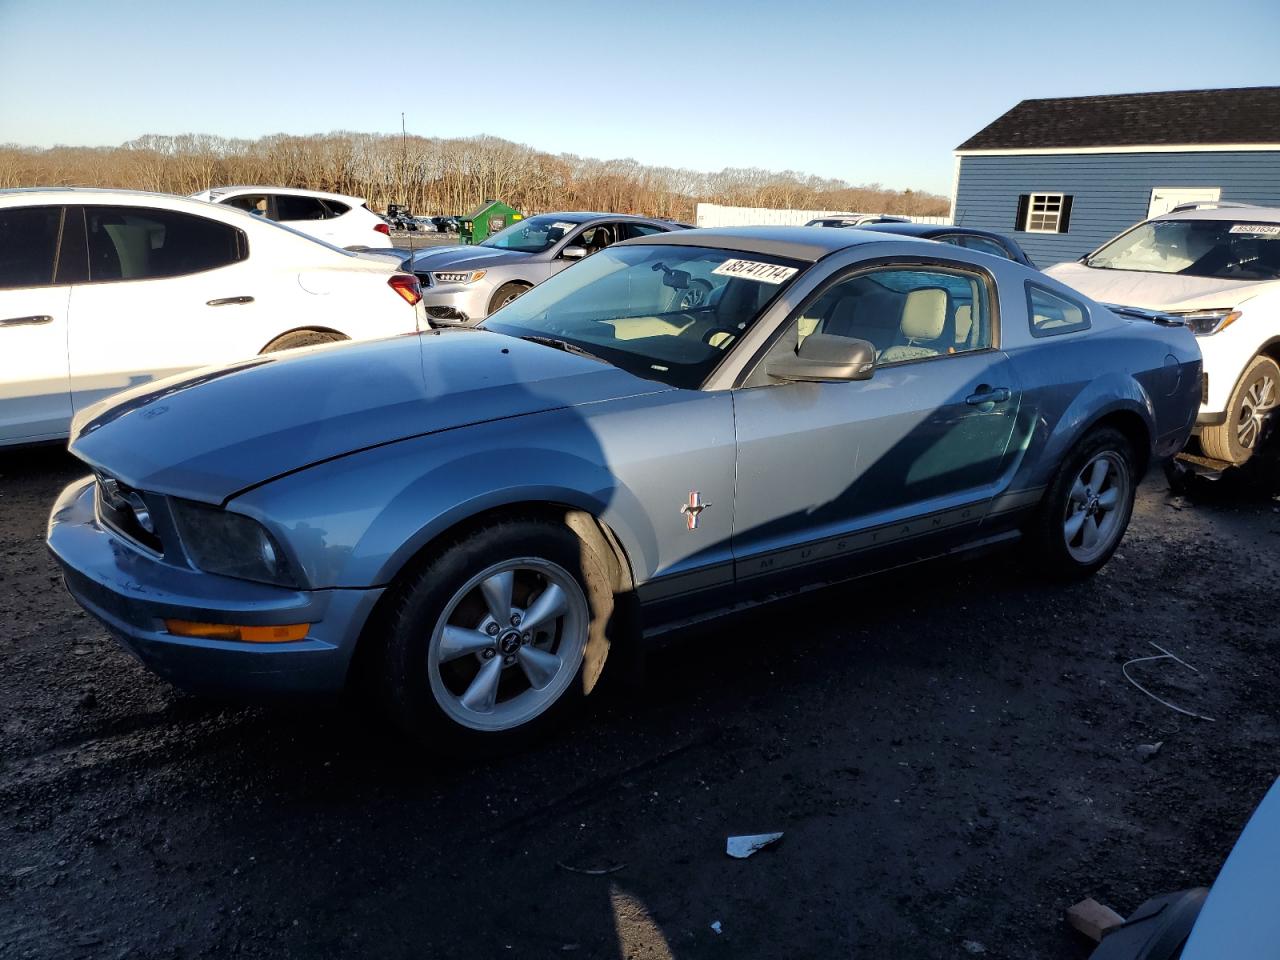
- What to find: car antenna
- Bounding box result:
[401,111,415,262]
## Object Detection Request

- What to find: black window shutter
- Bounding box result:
[1058,195,1073,233]
[1014,194,1030,232]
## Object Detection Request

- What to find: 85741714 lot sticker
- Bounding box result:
[711,259,799,284]
[1229,223,1280,235]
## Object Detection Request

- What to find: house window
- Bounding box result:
[1015,193,1073,234]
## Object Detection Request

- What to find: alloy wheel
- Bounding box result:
[1063,451,1130,564]
[426,558,589,732]
[1236,373,1277,451]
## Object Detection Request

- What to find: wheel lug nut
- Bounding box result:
[503,655,516,666]
[485,623,499,636]
[509,614,521,626]
[481,649,495,660]
[522,632,532,643]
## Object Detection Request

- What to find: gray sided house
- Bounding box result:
[952,86,1280,267]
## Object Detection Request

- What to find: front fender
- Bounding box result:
[232,413,638,589]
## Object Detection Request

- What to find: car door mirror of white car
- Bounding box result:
[765,333,876,383]
[560,246,588,261]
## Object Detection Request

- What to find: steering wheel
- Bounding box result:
[702,327,739,349]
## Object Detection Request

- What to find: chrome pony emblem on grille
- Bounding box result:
[680,491,711,531]
[95,472,128,511]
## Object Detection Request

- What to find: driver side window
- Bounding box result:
[751,265,992,385]
[573,223,619,256]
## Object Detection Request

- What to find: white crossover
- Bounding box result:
[190,186,393,249]
[0,187,425,446]
[1048,202,1280,464]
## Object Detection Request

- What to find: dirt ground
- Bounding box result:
[2,446,1278,960]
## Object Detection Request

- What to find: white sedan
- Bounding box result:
[190,186,393,249]
[0,187,425,446]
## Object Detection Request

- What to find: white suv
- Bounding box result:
[190,186,393,249]
[0,188,424,446]
[1047,203,1280,464]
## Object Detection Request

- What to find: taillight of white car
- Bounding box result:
[1172,308,1243,336]
[388,274,423,306]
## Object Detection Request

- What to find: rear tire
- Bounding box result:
[378,519,615,757]
[488,282,530,316]
[1028,427,1137,580]
[1200,355,1279,464]
[261,329,346,353]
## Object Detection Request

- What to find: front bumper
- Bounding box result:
[46,476,383,696]
[420,280,494,326]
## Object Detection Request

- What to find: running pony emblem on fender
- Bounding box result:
[680,491,711,531]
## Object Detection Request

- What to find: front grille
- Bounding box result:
[415,272,433,288]
[95,473,163,554]
[1201,371,1209,404]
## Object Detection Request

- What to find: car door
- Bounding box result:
[0,204,74,443]
[731,261,1021,588]
[66,204,265,413]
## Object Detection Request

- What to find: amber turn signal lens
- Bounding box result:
[164,620,310,643]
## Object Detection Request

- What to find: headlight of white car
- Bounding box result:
[1174,309,1242,336]
[433,270,487,284]
[171,499,299,588]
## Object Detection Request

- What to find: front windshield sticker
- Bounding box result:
[551,222,577,232]
[711,259,799,284]
[1229,224,1280,236]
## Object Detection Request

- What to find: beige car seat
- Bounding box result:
[878,288,949,362]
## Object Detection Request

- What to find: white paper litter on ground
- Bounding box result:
[725,832,784,859]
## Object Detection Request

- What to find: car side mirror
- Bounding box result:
[561,246,587,261]
[765,334,876,383]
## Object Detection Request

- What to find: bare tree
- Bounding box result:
[0,132,951,220]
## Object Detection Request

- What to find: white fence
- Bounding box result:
[695,203,950,228]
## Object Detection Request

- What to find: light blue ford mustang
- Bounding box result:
[47,227,1201,752]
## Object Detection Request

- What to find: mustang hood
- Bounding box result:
[1045,262,1276,311]
[409,245,532,272]
[70,330,668,503]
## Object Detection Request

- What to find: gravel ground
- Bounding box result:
[2,446,1278,959]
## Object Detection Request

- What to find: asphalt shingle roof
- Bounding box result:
[957,86,1280,151]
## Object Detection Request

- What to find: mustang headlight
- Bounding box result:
[171,500,299,588]
[1174,309,1241,336]
[432,270,487,284]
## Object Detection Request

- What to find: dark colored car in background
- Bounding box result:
[858,221,1036,267]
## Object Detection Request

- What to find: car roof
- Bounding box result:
[198,185,365,204]
[1157,204,1280,224]
[858,221,951,237]
[0,186,191,205]
[618,225,918,262]
[523,211,671,224]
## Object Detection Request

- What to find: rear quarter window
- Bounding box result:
[1027,282,1090,338]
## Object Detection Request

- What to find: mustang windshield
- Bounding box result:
[1086,220,1280,281]
[480,214,585,253]
[483,244,804,389]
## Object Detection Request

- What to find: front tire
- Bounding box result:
[488,282,530,316]
[261,329,346,353]
[1200,355,1279,464]
[379,519,615,756]
[1029,427,1136,580]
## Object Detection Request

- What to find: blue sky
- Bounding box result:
[1,0,1277,194]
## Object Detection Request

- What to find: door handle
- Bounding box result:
[966,386,1011,405]
[206,296,255,306]
[0,314,53,328]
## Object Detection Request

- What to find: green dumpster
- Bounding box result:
[459,200,522,244]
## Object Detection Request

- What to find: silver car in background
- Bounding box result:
[410,212,686,325]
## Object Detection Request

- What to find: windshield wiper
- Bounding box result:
[517,334,611,365]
